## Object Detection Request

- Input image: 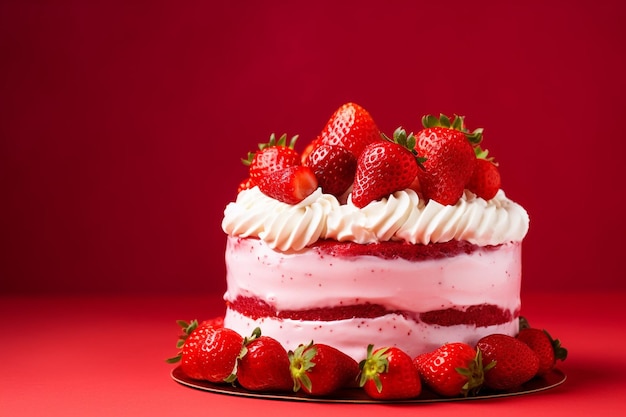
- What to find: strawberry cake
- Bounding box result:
[221,103,529,361]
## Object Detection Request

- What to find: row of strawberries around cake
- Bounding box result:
[167,317,566,401]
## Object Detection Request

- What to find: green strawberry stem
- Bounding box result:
[457,348,494,397]
[421,113,483,145]
[288,341,317,392]
[519,316,568,362]
[224,327,263,384]
[358,344,390,393]
[382,127,427,167]
[242,133,299,166]
[165,319,199,363]
[519,316,531,330]
[545,330,569,362]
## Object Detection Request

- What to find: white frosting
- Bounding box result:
[222,187,529,251]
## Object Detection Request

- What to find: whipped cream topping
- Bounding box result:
[222,187,529,251]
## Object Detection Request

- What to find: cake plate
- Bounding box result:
[171,366,566,403]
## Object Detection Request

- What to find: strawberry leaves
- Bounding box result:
[422,113,483,145]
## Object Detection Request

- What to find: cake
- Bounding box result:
[221,103,529,362]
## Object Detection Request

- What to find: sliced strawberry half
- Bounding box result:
[257,165,318,204]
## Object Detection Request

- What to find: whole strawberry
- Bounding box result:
[229,328,293,392]
[517,326,568,376]
[351,128,419,208]
[415,114,479,206]
[467,158,501,200]
[256,165,318,204]
[166,319,243,383]
[304,144,357,197]
[243,133,301,184]
[318,102,382,157]
[289,342,360,396]
[359,345,422,400]
[415,342,490,397]
[476,333,540,390]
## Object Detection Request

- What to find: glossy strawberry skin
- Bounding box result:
[517,328,560,376]
[318,102,381,157]
[414,127,476,206]
[180,326,243,383]
[351,141,418,208]
[290,343,360,396]
[249,146,301,182]
[476,334,540,390]
[236,336,294,392]
[304,144,357,197]
[415,342,484,397]
[467,158,501,200]
[360,346,422,400]
[237,177,254,194]
[256,165,318,204]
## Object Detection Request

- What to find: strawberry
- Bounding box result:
[237,177,255,193]
[228,328,293,392]
[517,322,568,377]
[289,341,360,396]
[318,102,382,157]
[414,114,479,205]
[412,351,432,372]
[243,133,301,183]
[415,342,490,397]
[407,174,422,195]
[359,345,422,400]
[166,319,243,383]
[351,128,419,208]
[476,333,540,390]
[256,165,318,204]
[467,158,501,200]
[304,144,357,197]
[300,136,322,164]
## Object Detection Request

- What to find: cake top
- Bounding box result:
[223,103,529,251]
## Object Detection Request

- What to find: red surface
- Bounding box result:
[1,292,625,416]
[1,1,626,295]
[2,2,626,415]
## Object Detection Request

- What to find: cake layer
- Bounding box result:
[223,236,522,358]
[228,295,516,326]
[223,236,522,313]
[224,309,519,361]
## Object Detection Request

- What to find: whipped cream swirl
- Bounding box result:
[222,187,529,251]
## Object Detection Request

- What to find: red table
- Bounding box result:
[2,291,624,417]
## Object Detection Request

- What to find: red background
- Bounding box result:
[1,1,625,295]
[2,3,626,417]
